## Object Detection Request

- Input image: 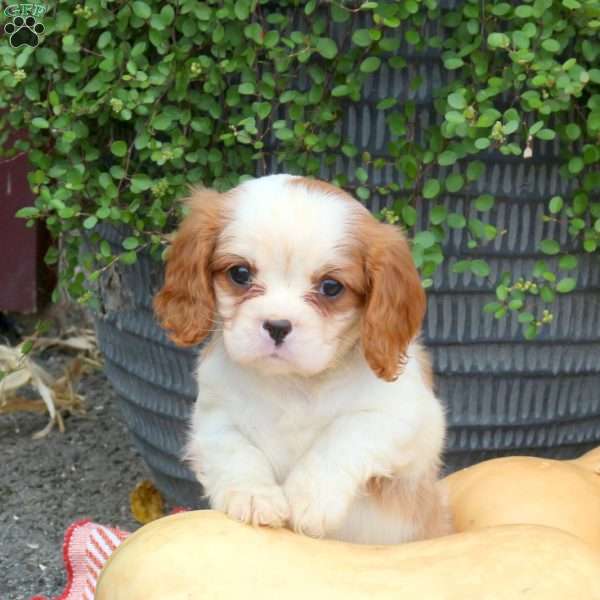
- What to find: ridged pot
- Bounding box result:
[94,18,600,507]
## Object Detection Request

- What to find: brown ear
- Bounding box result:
[153,188,224,347]
[360,219,426,381]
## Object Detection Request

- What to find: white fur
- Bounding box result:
[182,174,447,545]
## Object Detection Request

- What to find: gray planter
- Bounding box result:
[93,17,600,507]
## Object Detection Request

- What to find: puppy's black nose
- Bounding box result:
[263,319,292,345]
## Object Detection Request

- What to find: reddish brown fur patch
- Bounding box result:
[153,188,227,347]
[306,260,366,318]
[352,211,426,382]
[211,254,266,323]
[365,471,453,539]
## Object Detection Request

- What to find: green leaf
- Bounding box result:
[352,29,372,47]
[275,128,294,141]
[360,57,381,73]
[466,161,485,181]
[331,85,349,97]
[445,174,464,193]
[536,129,556,141]
[474,138,491,150]
[509,299,524,310]
[477,109,502,128]
[539,239,560,255]
[402,205,417,227]
[83,215,98,229]
[556,278,576,293]
[376,98,397,110]
[443,57,464,70]
[120,251,138,265]
[413,231,436,249]
[98,32,112,49]
[21,340,34,356]
[447,213,466,228]
[541,39,560,53]
[515,5,534,17]
[355,167,368,183]
[132,1,151,19]
[496,285,508,301]
[153,114,172,131]
[429,205,447,224]
[110,166,126,179]
[565,124,581,140]
[448,92,466,110]
[488,33,510,49]
[315,38,338,59]
[484,301,502,313]
[264,31,279,48]
[453,260,472,274]
[234,0,251,20]
[100,241,112,258]
[423,179,441,199]
[549,196,563,213]
[524,323,538,340]
[131,174,153,192]
[518,312,535,323]
[110,141,128,157]
[239,82,256,95]
[470,259,491,277]
[15,207,39,218]
[160,5,175,25]
[474,194,494,211]
[445,111,465,125]
[559,255,577,270]
[32,117,49,129]
[122,236,140,250]
[568,157,584,174]
[438,150,457,166]
[356,186,370,201]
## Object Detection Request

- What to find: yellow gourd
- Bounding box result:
[97,448,600,599]
[445,447,600,550]
[96,511,600,599]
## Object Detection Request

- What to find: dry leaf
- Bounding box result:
[0,327,99,437]
[130,479,166,525]
[0,368,31,393]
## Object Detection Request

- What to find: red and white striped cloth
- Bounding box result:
[31,520,130,600]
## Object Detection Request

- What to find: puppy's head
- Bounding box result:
[154,175,425,381]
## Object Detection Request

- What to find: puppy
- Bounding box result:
[154,174,451,544]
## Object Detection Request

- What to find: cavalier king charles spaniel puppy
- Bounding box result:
[154,174,450,544]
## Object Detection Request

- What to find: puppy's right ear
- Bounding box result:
[153,188,224,347]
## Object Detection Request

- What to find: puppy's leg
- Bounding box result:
[283,409,448,542]
[185,406,289,528]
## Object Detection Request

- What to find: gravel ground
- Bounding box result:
[1,357,150,599]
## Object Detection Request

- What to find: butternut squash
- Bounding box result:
[96,510,600,600]
[445,447,600,550]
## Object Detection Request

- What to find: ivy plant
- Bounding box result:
[0,0,598,339]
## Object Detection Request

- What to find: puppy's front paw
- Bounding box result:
[213,484,290,528]
[284,465,351,539]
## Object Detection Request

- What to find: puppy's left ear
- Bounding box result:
[361,221,426,382]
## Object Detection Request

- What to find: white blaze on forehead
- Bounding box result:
[220,175,355,282]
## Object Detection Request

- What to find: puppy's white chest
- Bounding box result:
[231,387,333,483]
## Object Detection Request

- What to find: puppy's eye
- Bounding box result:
[319,278,344,298]
[229,265,252,286]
